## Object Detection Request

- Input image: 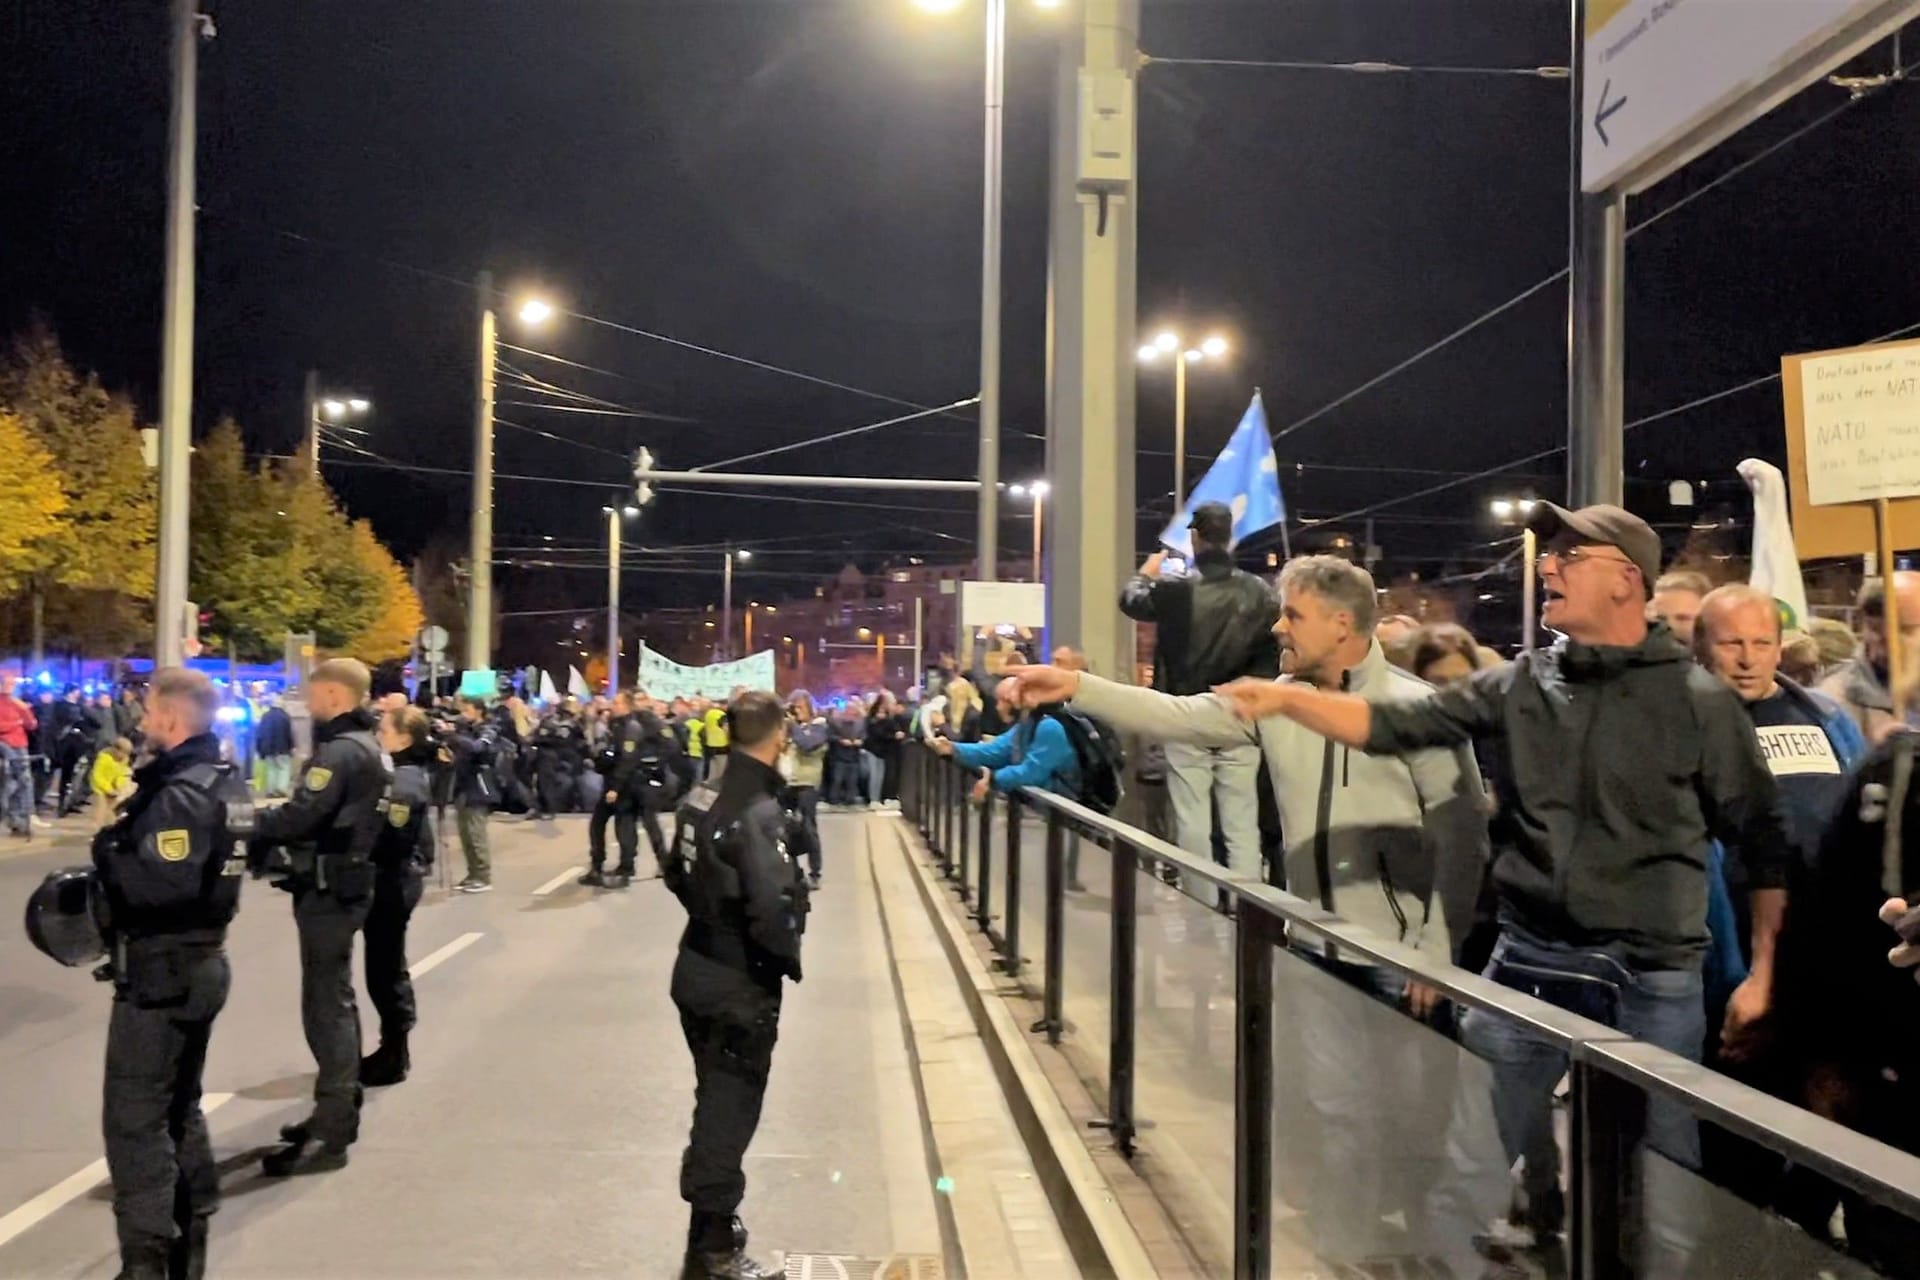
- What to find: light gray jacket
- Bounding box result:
[1071,641,1490,960]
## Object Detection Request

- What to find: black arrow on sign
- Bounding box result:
[1595,79,1627,146]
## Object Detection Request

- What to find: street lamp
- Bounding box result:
[602,503,640,694]
[912,0,1063,587]
[302,374,371,479]
[1009,479,1050,582]
[1490,497,1541,652]
[721,549,752,660]
[468,277,559,671]
[1138,329,1231,507]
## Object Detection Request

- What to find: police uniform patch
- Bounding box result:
[306,767,333,792]
[622,740,636,754]
[156,829,192,862]
[387,802,411,828]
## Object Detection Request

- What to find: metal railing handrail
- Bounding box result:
[903,742,1920,1276]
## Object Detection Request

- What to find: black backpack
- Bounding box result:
[1039,707,1125,816]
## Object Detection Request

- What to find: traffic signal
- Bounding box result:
[633,446,656,508]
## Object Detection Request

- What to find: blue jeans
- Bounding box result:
[0,742,30,833]
[1462,931,1704,1265]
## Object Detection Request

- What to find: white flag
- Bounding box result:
[568,666,591,699]
[539,670,559,704]
[1739,458,1810,630]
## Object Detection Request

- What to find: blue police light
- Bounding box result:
[35,671,52,687]
[215,705,246,725]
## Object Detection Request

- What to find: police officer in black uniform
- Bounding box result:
[361,704,435,1086]
[581,690,680,887]
[661,691,809,1280]
[94,668,250,1280]
[245,658,390,1176]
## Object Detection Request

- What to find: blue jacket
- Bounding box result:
[951,711,1082,798]
[1705,678,1868,1011]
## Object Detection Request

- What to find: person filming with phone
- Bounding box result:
[1118,500,1280,880]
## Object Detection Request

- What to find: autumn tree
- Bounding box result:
[0,411,67,598]
[343,521,425,661]
[0,324,157,659]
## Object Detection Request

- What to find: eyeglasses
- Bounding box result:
[1538,545,1635,573]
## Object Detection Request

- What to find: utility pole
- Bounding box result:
[1046,0,1139,681]
[468,271,496,672]
[154,0,201,670]
[1173,349,1188,507]
[1566,0,1625,508]
[975,0,1006,584]
[721,548,735,661]
[303,368,320,480]
[606,507,622,695]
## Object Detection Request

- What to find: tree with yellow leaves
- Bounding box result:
[344,520,424,661]
[0,410,67,597]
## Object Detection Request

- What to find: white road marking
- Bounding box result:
[531,867,583,897]
[412,931,484,977]
[0,1093,234,1250]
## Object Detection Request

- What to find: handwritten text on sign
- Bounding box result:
[1800,340,1920,507]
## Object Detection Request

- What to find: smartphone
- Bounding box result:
[1160,556,1188,577]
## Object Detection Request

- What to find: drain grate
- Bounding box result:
[783,1255,945,1280]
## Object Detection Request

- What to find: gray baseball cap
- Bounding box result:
[1526,502,1660,594]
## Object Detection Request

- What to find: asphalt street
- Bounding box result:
[0,810,943,1278]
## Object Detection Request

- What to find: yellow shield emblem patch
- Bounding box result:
[622,740,636,754]
[387,803,411,829]
[156,829,192,862]
[306,767,334,792]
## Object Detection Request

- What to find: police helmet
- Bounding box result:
[25,867,109,968]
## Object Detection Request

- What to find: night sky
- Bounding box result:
[6,1,1919,632]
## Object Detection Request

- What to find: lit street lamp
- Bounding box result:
[468,277,556,670]
[1138,329,1230,507]
[721,549,752,659]
[1009,479,1050,582]
[1490,497,1540,652]
[302,373,372,480]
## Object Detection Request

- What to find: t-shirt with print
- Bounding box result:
[1745,689,1851,877]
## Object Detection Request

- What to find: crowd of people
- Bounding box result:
[922,498,1920,1275]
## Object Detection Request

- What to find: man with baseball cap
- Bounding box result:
[1119,500,1280,879]
[1210,501,1792,1263]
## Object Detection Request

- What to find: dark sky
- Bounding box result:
[6,1,1919,626]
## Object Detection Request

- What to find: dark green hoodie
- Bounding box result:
[1366,622,1791,970]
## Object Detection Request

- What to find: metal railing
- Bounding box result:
[901,743,1920,1279]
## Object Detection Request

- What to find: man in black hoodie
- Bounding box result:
[1219,503,1792,1258]
[244,659,391,1177]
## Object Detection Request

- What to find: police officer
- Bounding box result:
[246,658,390,1176]
[94,668,249,1280]
[582,691,675,886]
[661,691,808,1280]
[361,704,435,1086]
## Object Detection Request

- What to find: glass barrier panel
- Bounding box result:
[1130,868,1238,1273]
[1009,807,1049,993]
[1270,941,1515,1278]
[1609,1118,1897,1279]
[1055,827,1113,1105]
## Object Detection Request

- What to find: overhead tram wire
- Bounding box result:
[688,397,982,472]
[495,417,632,461]
[1296,312,1920,532]
[1266,52,1919,449]
[1145,55,1569,79]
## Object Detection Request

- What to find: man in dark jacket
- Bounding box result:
[447,699,499,892]
[1216,503,1793,1258]
[256,698,295,798]
[1119,501,1279,878]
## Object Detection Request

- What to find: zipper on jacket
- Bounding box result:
[1310,668,1354,912]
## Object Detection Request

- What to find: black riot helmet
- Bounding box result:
[25,866,110,968]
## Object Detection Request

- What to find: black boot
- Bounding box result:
[168,1216,209,1280]
[681,1214,772,1280]
[114,1241,170,1280]
[578,867,607,887]
[262,1136,349,1177]
[360,1031,410,1086]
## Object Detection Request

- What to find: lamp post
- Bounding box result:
[604,503,639,695]
[303,372,371,479]
[1491,497,1540,652]
[468,282,556,672]
[1009,480,1050,581]
[1137,330,1229,508]
[721,549,751,660]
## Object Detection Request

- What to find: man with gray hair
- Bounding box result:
[1118,500,1280,878]
[1018,553,1490,1265]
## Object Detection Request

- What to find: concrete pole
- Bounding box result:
[1566,0,1626,508]
[1045,0,1139,682]
[303,367,320,480]
[1032,489,1045,582]
[975,0,1006,584]
[153,0,199,670]
[606,508,621,695]
[1173,350,1188,509]
[721,549,734,661]
[467,272,496,671]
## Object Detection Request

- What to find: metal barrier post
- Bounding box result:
[957,766,972,899]
[1093,838,1137,1156]
[1033,812,1065,1042]
[1234,905,1278,1280]
[998,795,1022,974]
[939,761,954,873]
[974,789,994,930]
[1571,1055,1635,1280]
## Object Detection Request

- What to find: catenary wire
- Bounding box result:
[689,397,981,472]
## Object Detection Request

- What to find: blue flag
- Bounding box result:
[1158,392,1287,556]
